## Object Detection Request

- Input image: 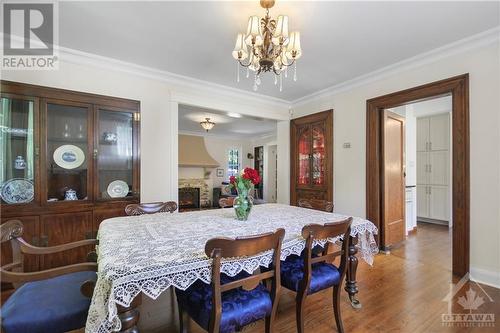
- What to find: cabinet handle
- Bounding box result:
[429,187,432,195]
[93,149,98,159]
[429,142,432,151]
[35,147,40,157]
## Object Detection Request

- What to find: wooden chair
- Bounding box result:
[297,198,334,213]
[176,228,285,333]
[280,218,352,333]
[124,201,178,215]
[218,197,234,208]
[0,219,98,333]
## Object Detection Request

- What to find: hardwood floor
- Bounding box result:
[138,223,499,333]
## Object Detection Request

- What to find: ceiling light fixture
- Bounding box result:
[200,118,216,132]
[232,0,302,92]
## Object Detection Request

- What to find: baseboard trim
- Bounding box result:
[470,267,500,289]
[407,226,418,236]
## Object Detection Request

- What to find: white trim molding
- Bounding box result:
[470,266,500,289]
[59,46,290,116]
[292,26,500,107]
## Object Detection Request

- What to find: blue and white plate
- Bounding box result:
[1,178,34,204]
[53,144,85,169]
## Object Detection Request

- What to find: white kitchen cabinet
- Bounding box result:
[429,113,450,151]
[416,118,430,152]
[417,185,429,218]
[417,151,429,185]
[429,150,449,186]
[429,186,449,221]
[416,113,450,223]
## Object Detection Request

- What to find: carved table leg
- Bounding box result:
[345,236,362,309]
[118,294,142,333]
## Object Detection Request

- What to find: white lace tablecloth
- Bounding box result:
[86,203,378,332]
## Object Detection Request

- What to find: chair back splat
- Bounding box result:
[177,228,285,333]
[280,217,352,333]
[297,198,334,212]
[125,201,177,215]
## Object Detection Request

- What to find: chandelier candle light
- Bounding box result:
[232,0,302,92]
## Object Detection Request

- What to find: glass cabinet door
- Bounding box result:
[96,108,137,200]
[45,102,91,202]
[0,95,37,205]
[312,124,325,185]
[297,126,311,186]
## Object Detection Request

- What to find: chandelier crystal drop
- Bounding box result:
[232,0,302,91]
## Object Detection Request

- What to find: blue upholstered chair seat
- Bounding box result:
[176,272,272,333]
[1,271,97,333]
[281,255,340,294]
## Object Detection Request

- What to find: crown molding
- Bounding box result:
[291,26,500,107]
[58,46,291,111]
[31,25,499,112]
[178,129,275,141]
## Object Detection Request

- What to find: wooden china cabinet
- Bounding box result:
[290,110,333,206]
[0,81,140,295]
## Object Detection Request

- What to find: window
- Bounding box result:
[227,148,240,179]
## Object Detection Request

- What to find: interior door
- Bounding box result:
[382,110,406,248]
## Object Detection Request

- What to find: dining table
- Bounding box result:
[86,203,378,333]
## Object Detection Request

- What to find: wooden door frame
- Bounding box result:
[366,74,469,277]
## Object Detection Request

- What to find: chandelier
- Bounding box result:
[200,118,215,132]
[232,0,302,92]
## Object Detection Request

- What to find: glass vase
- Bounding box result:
[233,187,253,221]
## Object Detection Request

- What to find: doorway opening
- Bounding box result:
[385,96,453,270]
[366,74,469,277]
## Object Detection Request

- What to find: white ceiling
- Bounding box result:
[389,95,452,117]
[178,104,277,138]
[58,1,499,101]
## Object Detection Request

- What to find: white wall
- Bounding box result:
[1,51,290,204]
[266,145,278,203]
[291,41,500,287]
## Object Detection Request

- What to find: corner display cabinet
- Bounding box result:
[0,81,140,296]
[290,110,333,206]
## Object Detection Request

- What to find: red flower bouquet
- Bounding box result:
[229,167,261,220]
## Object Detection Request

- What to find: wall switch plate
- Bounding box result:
[343,142,351,148]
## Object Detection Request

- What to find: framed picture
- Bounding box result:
[216,168,224,177]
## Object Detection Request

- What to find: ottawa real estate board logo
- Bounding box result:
[442,274,496,328]
[2,1,59,70]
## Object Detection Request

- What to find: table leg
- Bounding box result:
[118,294,142,332]
[345,236,362,309]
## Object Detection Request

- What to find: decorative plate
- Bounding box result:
[53,145,85,169]
[1,178,34,204]
[107,180,129,198]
